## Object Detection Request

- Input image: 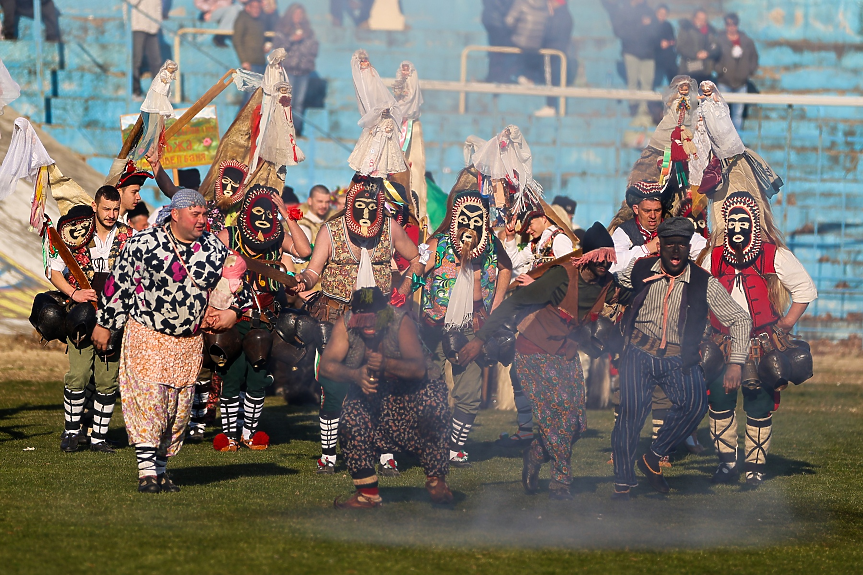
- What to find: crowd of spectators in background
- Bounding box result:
[603,1,758,129]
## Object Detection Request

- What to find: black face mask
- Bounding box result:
[249,196,274,236]
[221,168,243,198]
[457,204,485,238]
[726,207,753,251]
[351,190,379,232]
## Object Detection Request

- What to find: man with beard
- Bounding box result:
[610,217,750,499]
[458,222,628,499]
[296,173,422,475]
[213,184,311,451]
[420,175,512,468]
[297,184,334,244]
[703,192,816,486]
[49,186,132,453]
[321,287,452,509]
[92,189,253,493]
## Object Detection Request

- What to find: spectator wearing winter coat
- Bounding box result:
[234,0,266,104]
[604,0,660,116]
[130,0,164,99]
[654,4,677,88]
[715,12,758,131]
[275,3,319,137]
[676,8,720,84]
[505,0,550,86]
[482,0,516,83]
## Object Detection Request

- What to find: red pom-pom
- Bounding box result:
[287,206,303,221]
[390,288,407,308]
[213,433,230,451]
[251,431,270,447]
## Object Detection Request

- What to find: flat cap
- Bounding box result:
[657,216,694,239]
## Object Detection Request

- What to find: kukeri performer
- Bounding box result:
[296,174,422,475]
[420,175,512,468]
[458,223,628,499]
[92,190,254,493]
[322,287,452,509]
[212,184,311,452]
[702,192,816,486]
[49,187,131,454]
[610,217,751,500]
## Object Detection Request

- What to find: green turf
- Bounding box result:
[1,378,862,574]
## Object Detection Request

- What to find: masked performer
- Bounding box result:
[322,287,452,508]
[297,174,422,474]
[610,217,751,499]
[134,60,178,161]
[702,192,816,486]
[213,184,311,451]
[48,187,131,453]
[92,190,253,493]
[459,223,627,498]
[629,76,699,188]
[420,175,513,467]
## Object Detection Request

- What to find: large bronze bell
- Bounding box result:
[442,329,470,362]
[787,339,813,385]
[29,291,68,342]
[741,359,761,390]
[203,326,242,367]
[243,328,273,369]
[758,349,792,392]
[699,339,725,383]
[65,302,97,348]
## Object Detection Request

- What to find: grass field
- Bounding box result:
[1,340,862,574]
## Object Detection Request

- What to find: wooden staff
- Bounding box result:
[164,69,236,141]
[507,248,583,291]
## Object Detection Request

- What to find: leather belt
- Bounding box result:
[631,328,681,357]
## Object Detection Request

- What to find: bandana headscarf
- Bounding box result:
[238,184,284,252]
[345,174,384,239]
[57,205,95,249]
[722,191,762,269]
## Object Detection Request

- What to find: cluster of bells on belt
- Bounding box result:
[698,331,813,392]
[29,292,123,355]
[201,309,333,371]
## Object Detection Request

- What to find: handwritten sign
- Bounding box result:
[120,105,220,169]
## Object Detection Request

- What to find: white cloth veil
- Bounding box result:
[698,81,745,159]
[393,60,422,121]
[351,49,401,128]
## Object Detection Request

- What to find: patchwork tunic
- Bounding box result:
[97,225,252,454]
[339,309,450,479]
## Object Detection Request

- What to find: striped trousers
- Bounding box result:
[611,346,707,486]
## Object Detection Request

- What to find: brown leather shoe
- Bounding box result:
[426,477,454,504]
[333,491,383,509]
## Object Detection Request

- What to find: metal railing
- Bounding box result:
[459,45,567,115]
[172,28,277,104]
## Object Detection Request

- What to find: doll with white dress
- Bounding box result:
[134,60,178,161]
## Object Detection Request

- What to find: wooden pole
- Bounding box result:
[117,116,144,160]
[164,69,235,141]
